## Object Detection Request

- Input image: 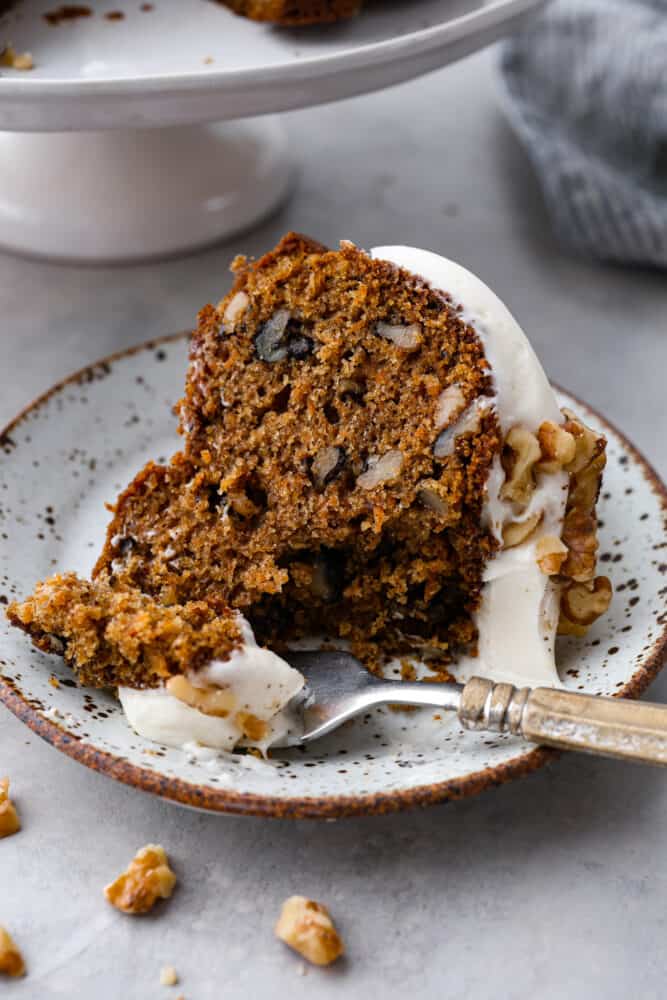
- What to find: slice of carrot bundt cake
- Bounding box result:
[8,234,612,749]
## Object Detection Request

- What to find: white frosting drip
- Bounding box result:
[372,246,568,688]
[119,614,304,752]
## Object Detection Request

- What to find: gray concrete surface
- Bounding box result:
[2,47,667,1000]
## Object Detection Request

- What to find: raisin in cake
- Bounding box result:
[221,0,360,24]
[8,234,612,750]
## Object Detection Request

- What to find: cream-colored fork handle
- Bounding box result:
[459,677,667,766]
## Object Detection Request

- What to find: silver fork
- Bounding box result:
[285,650,667,766]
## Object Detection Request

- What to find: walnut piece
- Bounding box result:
[0,45,34,71]
[562,408,605,475]
[500,426,541,505]
[434,383,466,430]
[104,844,176,915]
[357,450,403,490]
[275,896,344,967]
[561,508,598,583]
[537,420,576,473]
[235,711,269,742]
[222,290,249,331]
[254,311,313,363]
[160,965,179,986]
[0,927,25,978]
[0,778,20,839]
[166,675,236,718]
[559,577,612,635]
[568,450,606,514]
[311,446,346,491]
[375,321,422,351]
[536,534,568,575]
[502,512,542,549]
[418,483,451,517]
[498,409,610,632]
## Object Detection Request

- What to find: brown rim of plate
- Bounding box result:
[1,333,666,820]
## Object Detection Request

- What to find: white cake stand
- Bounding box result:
[0,0,544,261]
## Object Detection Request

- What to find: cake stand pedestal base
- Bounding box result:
[0,117,292,263]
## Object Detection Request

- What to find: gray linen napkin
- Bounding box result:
[500,0,667,268]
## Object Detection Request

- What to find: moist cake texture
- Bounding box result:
[7,571,242,689]
[7,233,612,725]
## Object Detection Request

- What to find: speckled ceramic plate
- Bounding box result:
[1,334,666,818]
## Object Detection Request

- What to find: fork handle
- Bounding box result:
[459,677,667,766]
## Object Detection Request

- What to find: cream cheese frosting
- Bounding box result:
[373,246,568,689]
[119,614,304,752]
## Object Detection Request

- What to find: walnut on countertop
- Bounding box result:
[104,844,176,915]
[0,778,20,839]
[275,896,344,967]
[0,926,25,978]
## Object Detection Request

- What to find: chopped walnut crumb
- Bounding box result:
[548,410,610,633]
[160,965,179,986]
[222,290,249,331]
[434,383,466,429]
[561,508,598,582]
[562,409,605,475]
[357,450,403,490]
[559,577,612,635]
[375,321,422,351]
[417,483,450,517]
[104,844,176,915]
[0,778,20,839]
[535,534,568,575]
[537,420,576,473]
[502,512,542,549]
[235,711,269,742]
[166,675,236,718]
[275,896,344,967]
[500,410,610,636]
[0,926,25,977]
